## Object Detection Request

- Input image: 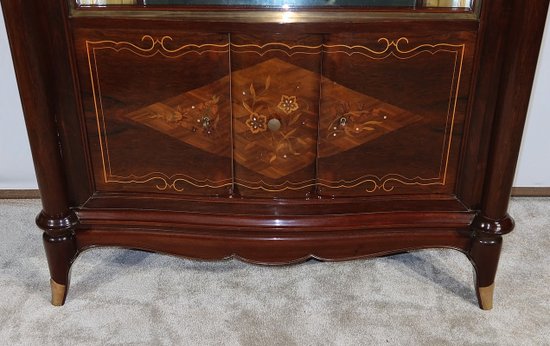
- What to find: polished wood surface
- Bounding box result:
[2,0,548,309]
[74,29,475,198]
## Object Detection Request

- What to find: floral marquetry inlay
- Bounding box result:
[232,58,318,180]
[120,76,232,159]
[246,113,268,134]
[148,95,221,136]
[87,35,465,193]
[278,95,300,114]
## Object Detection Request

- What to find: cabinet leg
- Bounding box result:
[43,232,77,306]
[469,234,502,310]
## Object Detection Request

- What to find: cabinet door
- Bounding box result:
[318,32,475,196]
[231,34,322,198]
[75,30,233,196]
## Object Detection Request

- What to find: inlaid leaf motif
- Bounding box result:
[250,83,256,100]
[287,142,300,156]
[296,138,308,146]
[282,128,297,139]
[238,71,309,166]
[289,112,302,126]
[327,106,386,138]
[243,101,253,114]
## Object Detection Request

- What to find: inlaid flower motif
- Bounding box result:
[148,95,220,137]
[277,95,299,114]
[246,112,267,134]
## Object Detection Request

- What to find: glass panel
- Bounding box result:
[77,0,474,9]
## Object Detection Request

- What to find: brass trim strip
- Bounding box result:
[78,0,137,4]
[70,9,479,22]
[424,0,471,6]
[78,0,473,7]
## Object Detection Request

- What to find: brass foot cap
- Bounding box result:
[50,279,66,306]
[479,283,495,310]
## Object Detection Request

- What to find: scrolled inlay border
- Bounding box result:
[86,35,465,193]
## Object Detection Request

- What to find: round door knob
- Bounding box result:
[268,118,282,132]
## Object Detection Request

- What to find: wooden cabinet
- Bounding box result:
[1,0,548,309]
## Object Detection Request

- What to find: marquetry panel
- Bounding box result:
[74,29,474,199]
[317,33,475,196]
[75,30,233,196]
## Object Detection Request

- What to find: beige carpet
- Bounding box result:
[0,198,548,345]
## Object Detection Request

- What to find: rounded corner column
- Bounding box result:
[467,0,549,310]
[2,0,82,306]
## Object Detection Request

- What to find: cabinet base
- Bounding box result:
[41,209,510,309]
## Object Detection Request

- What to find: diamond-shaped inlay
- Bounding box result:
[121,58,422,179]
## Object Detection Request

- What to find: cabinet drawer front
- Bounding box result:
[75,30,233,196]
[318,32,475,196]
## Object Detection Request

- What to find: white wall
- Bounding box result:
[0,7,548,190]
[0,6,36,189]
[515,8,550,187]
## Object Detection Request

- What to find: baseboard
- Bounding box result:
[511,187,550,197]
[1,188,548,199]
[0,189,40,199]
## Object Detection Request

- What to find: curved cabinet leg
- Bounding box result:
[43,232,78,306]
[38,211,79,306]
[469,234,503,310]
[468,213,514,310]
